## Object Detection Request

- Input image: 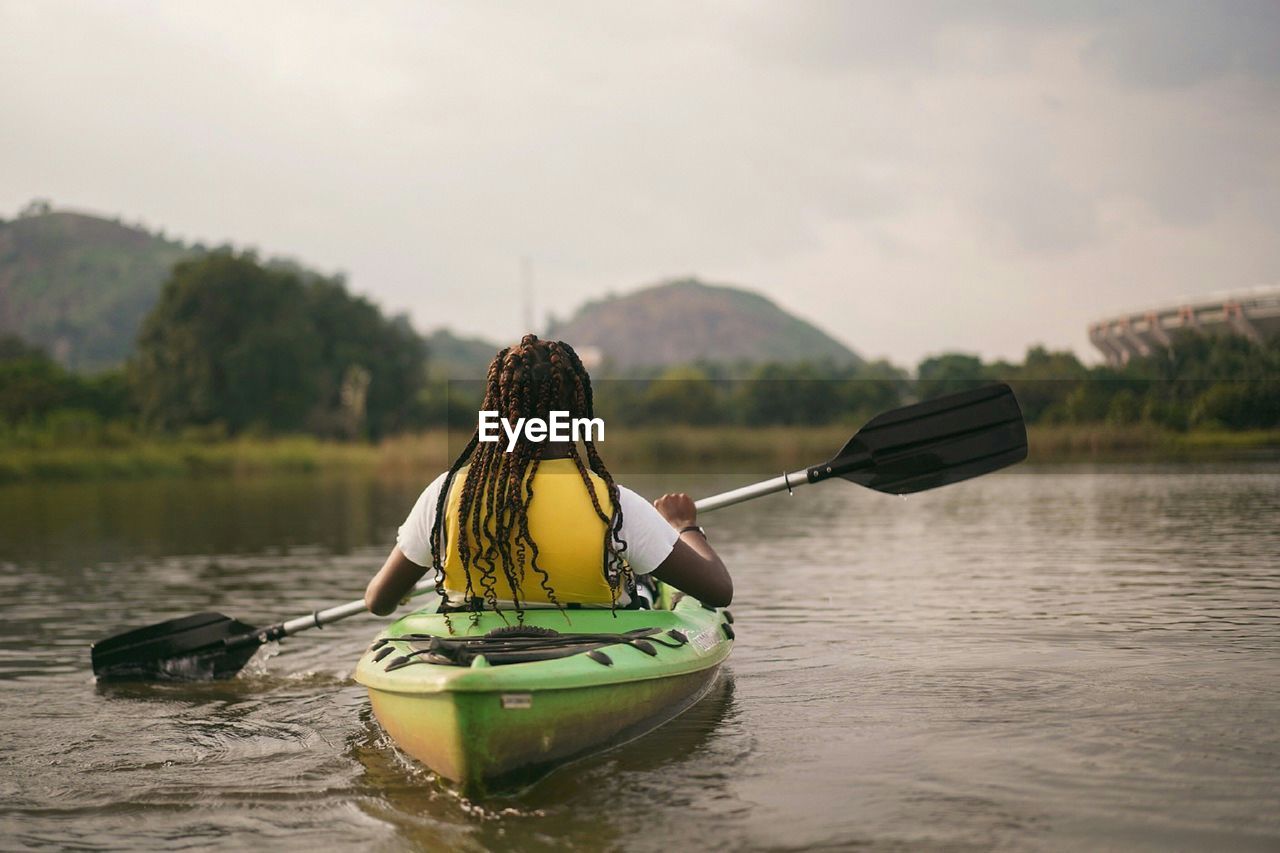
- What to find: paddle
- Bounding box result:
[90,382,1026,681]
[695,381,1027,511]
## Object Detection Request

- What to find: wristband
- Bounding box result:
[678,525,706,538]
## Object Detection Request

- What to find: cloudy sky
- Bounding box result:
[2,1,1278,366]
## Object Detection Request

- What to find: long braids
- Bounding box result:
[548,346,630,606]
[427,335,629,618]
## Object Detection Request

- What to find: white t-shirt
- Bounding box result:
[397,471,679,606]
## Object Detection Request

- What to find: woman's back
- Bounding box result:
[444,460,611,604]
[398,459,681,608]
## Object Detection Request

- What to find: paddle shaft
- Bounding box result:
[693,467,806,512]
[275,599,374,637]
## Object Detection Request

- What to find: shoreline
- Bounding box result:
[1,425,1278,483]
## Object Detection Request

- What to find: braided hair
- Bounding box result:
[427,335,630,618]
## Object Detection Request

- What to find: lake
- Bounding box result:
[1,461,1278,850]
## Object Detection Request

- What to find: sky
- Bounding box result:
[2,1,1278,367]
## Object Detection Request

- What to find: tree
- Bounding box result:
[0,351,74,423]
[305,282,426,437]
[643,366,721,425]
[131,251,426,436]
[0,335,133,427]
[1004,345,1090,423]
[916,353,989,400]
[736,362,859,425]
[132,252,319,432]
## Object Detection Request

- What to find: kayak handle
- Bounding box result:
[693,468,812,514]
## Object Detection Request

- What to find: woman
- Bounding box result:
[365,334,732,617]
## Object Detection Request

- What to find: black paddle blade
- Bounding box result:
[91,612,263,681]
[819,383,1027,494]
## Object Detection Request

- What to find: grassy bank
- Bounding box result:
[0,436,383,482]
[1,424,1278,483]
[1027,424,1280,460]
[384,424,1280,471]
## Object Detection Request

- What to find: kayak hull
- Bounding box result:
[355,592,733,795]
[367,665,722,790]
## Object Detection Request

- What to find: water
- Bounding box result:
[1,463,1278,851]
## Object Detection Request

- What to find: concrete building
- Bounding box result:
[1089,285,1280,365]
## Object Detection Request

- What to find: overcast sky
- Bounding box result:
[2,1,1278,366]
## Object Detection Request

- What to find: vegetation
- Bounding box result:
[4,422,1276,484]
[0,334,135,441]
[918,338,1280,432]
[417,335,1278,435]
[1,209,1276,481]
[3,320,1277,483]
[132,251,425,438]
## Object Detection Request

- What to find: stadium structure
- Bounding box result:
[1089,285,1280,365]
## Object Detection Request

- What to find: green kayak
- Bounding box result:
[354,588,734,794]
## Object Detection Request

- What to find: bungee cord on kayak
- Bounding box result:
[368,625,694,670]
[426,335,632,617]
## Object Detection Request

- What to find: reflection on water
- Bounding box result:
[1,462,1279,850]
[346,675,741,852]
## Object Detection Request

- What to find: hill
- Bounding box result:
[546,278,861,371]
[425,328,501,378]
[0,204,197,371]
[0,204,346,373]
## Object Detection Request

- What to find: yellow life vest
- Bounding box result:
[440,459,618,605]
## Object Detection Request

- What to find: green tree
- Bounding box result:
[736,362,854,425]
[305,280,425,437]
[132,252,319,432]
[1190,381,1280,429]
[1121,332,1280,430]
[839,359,909,423]
[1105,388,1140,425]
[642,366,721,425]
[0,335,134,432]
[1005,346,1090,424]
[131,251,426,437]
[0,348,75,423]
[916,353,989,399]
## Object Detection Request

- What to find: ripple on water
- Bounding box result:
[1,464,1279,850]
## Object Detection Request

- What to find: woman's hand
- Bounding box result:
[650,491,732,607]
[653,492,697,530]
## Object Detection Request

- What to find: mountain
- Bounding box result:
[0,204,197,371]
[546,278,861,371]
[0,204,347,373]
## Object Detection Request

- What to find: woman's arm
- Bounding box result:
[365,546,430,616]
[649,493,733,607]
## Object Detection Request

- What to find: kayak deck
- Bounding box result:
[355,592,734,794]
